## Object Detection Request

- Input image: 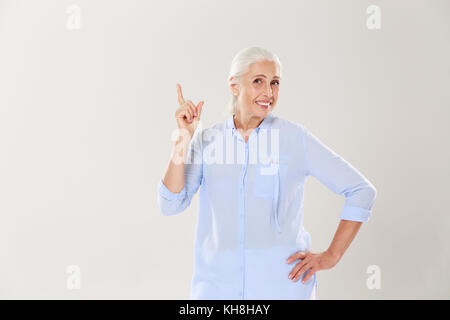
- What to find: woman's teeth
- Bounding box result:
[256,101,271,107]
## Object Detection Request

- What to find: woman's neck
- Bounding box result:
[233,110,264,131]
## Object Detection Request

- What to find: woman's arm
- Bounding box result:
[162,131,193,194]
[286,126,377,283]
[157,129,204,216]
[157,84,204,216]
[302,125,377,222]
[327,219,363,262]
[164,83,203,193]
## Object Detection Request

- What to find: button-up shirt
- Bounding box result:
[157,112,377,299]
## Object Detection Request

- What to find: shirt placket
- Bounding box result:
[237,135,250,300]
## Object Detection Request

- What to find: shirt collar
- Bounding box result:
[226,113,274,134]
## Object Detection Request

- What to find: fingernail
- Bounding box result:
[288,274,292,279]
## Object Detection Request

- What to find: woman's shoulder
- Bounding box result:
[271,113,307,133]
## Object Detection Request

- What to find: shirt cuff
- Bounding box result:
[158,179,187,201]
[339,205,371,223]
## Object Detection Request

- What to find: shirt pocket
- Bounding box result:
[252,154,289,198]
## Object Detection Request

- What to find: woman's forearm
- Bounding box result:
[162,131,193,193]
[326,220,363,261]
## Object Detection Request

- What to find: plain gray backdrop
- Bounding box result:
[0,0,449,299]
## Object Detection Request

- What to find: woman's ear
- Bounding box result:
[229,81,239,97]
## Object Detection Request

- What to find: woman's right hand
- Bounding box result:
[175,83,204,138]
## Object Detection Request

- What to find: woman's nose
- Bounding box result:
[263,83,273,97]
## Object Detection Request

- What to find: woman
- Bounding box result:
[157,46,377,300]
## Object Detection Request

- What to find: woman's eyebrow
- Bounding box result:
[252,74,281,79]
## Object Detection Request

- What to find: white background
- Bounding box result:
[0,0,449,299]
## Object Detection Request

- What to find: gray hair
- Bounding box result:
[226,46,282,115]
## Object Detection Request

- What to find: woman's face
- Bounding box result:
[231,59,281,117]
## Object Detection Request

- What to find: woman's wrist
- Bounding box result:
[325,248,342,264]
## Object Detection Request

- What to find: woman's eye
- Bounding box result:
[253,79,279,86]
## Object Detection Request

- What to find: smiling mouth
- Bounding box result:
[256,101,272,108]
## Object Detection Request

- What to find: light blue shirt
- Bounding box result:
[157,112,377,300]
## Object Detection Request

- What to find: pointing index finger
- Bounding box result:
[196,101,204,117]
[176,84,185,106]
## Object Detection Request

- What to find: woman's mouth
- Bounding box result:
[256,101,272,109]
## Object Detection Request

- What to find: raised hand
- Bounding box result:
[174,83,204,138]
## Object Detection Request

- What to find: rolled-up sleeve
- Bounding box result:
[301,126,377,223]
[157,129,203,216]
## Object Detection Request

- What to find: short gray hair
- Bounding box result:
[227,46,282,115]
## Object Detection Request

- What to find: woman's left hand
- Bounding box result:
[286,250,341,283]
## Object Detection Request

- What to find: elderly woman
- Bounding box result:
[157,47,377,300]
